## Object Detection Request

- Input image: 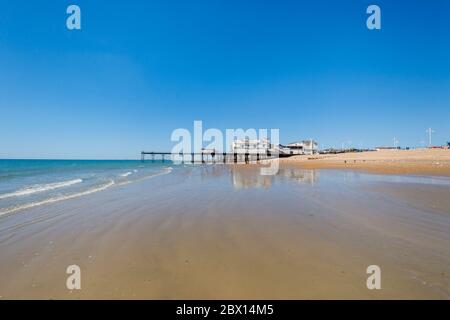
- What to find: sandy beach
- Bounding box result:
[0,160,449,299]
[281,149,450,176]
[279,149,450,176]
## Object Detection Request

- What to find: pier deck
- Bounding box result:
[140,151,286,164]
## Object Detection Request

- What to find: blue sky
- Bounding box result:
[0,0,449,159]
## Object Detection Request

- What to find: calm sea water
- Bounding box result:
[0,159,173,216]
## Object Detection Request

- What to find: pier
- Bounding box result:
[140,151,283,164]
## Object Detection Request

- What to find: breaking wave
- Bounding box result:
[0,179,83,200]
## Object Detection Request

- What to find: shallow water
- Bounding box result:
[0,160,172,216]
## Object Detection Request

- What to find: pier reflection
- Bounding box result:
[230,166,318,189]
[278,168,317,185]
[198,165,318,189]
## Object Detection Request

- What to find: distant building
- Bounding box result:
[231,138,270,154]
[375,146,400,151]
[283,140,318,155]
[231,138,319,156]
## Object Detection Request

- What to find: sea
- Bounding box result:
[0,159,173,216]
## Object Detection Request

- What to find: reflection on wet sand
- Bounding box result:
[231,168,274,190]
[199,165,318,189]
[278,168,317,185]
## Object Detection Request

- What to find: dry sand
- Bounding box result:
[279,148,450,176]
[0,164,449,299]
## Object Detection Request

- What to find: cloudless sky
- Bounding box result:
[0,0,449,159]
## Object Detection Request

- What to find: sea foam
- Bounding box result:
[0,180,114,216]
[0,179,83,200]
[120,172,133,177]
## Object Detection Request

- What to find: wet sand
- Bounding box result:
[0,165,449,299]
[279,149,450,176]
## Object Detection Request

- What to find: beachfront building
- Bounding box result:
[375,146,400,151]
[231,138,271,154]
[283,140,318,155]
